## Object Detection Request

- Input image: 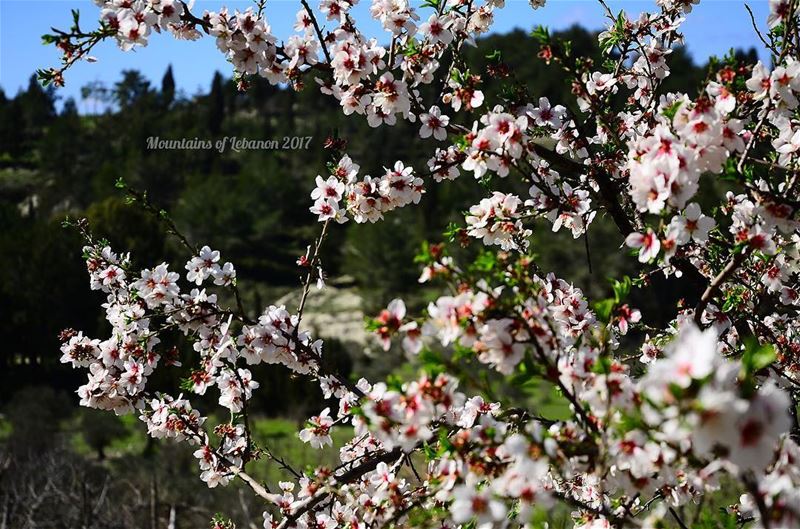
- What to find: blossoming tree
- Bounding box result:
[46,0,800,527]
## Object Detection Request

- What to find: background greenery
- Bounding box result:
[0,27,757,528]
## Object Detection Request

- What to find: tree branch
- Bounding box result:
[694,248,750,325]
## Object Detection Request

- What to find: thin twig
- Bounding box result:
[694,248,750,325]
[300,0,332,64]
[669,507,689,529]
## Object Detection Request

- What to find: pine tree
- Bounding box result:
[161,65,176,108]
[208,71,225,135]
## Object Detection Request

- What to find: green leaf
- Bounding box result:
[402,38,420,57]
[364,316,382,332]
[741,338,776,373]
[591,354,612,375]
[661,99,684,120]
[739,338,776,398]
[436,428,454,455]
[451,342,475,362]
[593,298,615,323]
[471,250,497,273]
[611,276,632,303]
[562,39,572,57]
[530,25,550,44]
[413,241,434,265]
[422,441,437,461]
[385,374,404,391]
[443,222,462,242]
[419,348,445,375]
[36,68,56,86]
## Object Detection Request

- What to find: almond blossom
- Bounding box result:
[44,1,800,528]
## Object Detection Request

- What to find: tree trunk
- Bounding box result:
[167,505,176,529]
[149,474,157,529]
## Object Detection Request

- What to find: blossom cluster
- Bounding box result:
[97,0,195,51]
[48,0,800,527]
[309,156,423,224]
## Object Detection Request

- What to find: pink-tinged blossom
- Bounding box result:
[418,14,453,45]
[186,246,221,285]
[465,192,531,251]
[450,481,507,529]
[625,230,661,263]
[60,332,101,368]
[670,202,716,245]
[419,106,450,141]
[527,96,566,128]
[299,408,334,448]
[615,304,641,335]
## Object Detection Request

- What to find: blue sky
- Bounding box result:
[0,0,772,111]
